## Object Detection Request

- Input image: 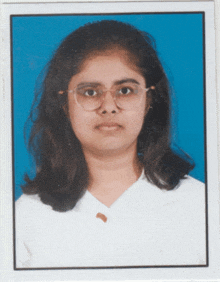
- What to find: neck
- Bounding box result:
[83,144,142,207]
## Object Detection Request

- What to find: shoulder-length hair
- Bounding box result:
[22,20,194,211]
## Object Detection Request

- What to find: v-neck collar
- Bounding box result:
[84,169,146,210]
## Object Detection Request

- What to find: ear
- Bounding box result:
[58,90,68,115]
[62,103,69,116]
[144,86,155,116]
[145,96,152,116]
[145,104,151,116]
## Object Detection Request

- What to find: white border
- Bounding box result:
[1,1,219,281]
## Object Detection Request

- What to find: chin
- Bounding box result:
[87,140,135,156]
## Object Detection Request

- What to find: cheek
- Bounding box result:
[128,112,146,135]
[67,98,90,139]
[69,110,91,139]
[124,105,146,140]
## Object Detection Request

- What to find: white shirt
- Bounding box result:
[15,173,206,268]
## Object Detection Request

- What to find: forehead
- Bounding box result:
[69,50,146,87]
[81,48,137,70]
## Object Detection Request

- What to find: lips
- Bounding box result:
[95,122,122,131]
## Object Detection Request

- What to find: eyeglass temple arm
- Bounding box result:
[58,90,74,94]
[145,86,156,92]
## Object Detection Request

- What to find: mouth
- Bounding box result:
[95,122,122,131]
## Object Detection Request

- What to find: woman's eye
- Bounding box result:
[83,89,97,96]
[118,87,133,95]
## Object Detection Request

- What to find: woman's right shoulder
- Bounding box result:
[16,193,41,208]
[16,193,53,217]
[16,193,40,204]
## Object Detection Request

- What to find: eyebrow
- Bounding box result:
[76,78,140,89]
[114,78,140,85]
[76,82,102,89]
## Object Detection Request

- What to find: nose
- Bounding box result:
[98,90,119,115]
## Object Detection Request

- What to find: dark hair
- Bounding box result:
[22,20,194,212]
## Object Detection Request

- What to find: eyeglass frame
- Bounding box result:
[58,85,155,111]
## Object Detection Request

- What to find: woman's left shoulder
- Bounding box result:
[175,175,205,195]
[164,176,206,210]
[180,175,204,186]
[138,174,205,209]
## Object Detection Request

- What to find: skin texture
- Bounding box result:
[67,51,151,206]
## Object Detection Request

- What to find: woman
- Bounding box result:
[16,20,206,268]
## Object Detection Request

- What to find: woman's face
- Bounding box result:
[67,50,151,156]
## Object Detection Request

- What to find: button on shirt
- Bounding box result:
[15,173,206,268]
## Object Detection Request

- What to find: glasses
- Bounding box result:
[59,83,155,111]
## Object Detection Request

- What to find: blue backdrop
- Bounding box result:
[12,13,205,200]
